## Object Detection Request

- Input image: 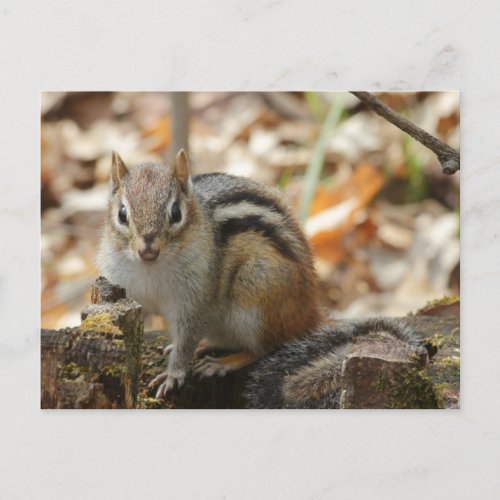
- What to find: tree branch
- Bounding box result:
[350,91,460,175]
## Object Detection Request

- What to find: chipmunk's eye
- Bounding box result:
[118,205,128,225]
[170,201,182,224]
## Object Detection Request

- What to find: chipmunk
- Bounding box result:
[97,150,322,399]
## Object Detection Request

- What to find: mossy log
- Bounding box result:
[141,316,459,410]
[339,333,437,409]
[41,280,143,409]
[42,278,459,409]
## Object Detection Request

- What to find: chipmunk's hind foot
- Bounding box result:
[194,338,218,359]
[192,352,259,378]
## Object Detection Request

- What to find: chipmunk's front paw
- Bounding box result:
[149,369,186,399]
[192,356,231,378]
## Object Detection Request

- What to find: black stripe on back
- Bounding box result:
[209,190,287,217]
[192,172,229,183]
[219,215,297,261]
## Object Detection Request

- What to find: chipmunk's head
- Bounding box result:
[107,150,193,263]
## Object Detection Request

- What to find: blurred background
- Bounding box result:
[41,91,460,329]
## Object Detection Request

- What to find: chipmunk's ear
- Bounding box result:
[111,151,129,191]
[173,149,189,185]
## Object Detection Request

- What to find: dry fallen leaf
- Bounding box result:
[308,163,384,262]
[141,116,171,153]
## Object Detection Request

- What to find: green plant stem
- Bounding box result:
[299,94,345,224]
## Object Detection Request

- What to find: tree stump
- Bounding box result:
[339,331,438,409]
[41,279,143,409]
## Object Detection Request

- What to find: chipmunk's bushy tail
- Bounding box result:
[244,317,422,409]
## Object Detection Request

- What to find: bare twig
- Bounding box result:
[350,91,460,175]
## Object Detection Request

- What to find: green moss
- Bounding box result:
[417,296,460,315]
[59,362,127,385]
[390,369,444,409]
[150,336,169,349]
[425,330,460,350]
[59,362,86,381]
[102,363,127,378]
[427,296,459,307]
[138,397,163,409]
[80,313,122,336]
[436,357,460,373]
[426,334,445,350]
[407,351,425,366]
[431,356,460,385]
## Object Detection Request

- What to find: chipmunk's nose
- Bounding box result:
[139,247,160,261]
[140,234,160,261]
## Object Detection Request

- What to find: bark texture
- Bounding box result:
[42,278,459,409]
[41,280,143,409]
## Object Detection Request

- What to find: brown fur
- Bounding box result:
[219,231,321,350]
[211,351,259,368]
[282,352,345,403]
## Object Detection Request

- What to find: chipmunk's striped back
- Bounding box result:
[193,172,311,264]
